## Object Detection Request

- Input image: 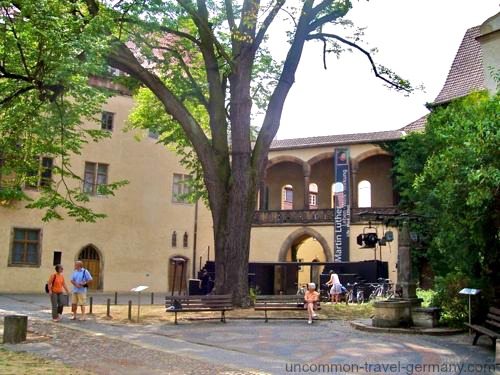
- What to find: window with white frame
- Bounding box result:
[172,174,191,203]
[309,183,318,208]
[83,162,108,195]
[25,157,54,189]
[101,111,114,131]
[281,184,294,210]
[358,180,372,208]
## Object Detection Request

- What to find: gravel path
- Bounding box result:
[3,318,259,375]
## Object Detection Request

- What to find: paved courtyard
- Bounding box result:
[0,294,497,374]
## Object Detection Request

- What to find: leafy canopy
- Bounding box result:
[390,91,499,294]
[1,0,418,220]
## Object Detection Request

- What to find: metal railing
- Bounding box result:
[252,207,399,225]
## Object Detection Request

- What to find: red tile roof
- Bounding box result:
[270,130,403,150]
[400,114,428,133]
[433,26,485,105]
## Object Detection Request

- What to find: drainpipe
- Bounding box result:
[192,199,199,278]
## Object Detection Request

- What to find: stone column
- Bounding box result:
[258,183,266,211]
[397,222,418,301]
[351,167,358,208]
[303,174,310,209]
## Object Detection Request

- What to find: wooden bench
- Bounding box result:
[465,307,500,348]
[254,295,321,323]
[165,294,233,324]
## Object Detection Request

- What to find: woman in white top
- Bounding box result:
[326,270,342,303]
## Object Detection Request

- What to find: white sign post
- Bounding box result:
[130,286,149,322]
[459,288,480,334]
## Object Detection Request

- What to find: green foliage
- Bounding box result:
[1,0,417,222]
[0,1,128,221]
[248,285,261,305]
[390,91,500,323]
[430,273,469,327]
[416,288,436,308]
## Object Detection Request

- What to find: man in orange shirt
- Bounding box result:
[304,283,320,324]
[48,264,70,321]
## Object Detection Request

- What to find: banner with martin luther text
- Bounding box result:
[333,148,350,262]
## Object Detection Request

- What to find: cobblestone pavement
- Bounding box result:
[1,294,498,374]
[6,319,256,375]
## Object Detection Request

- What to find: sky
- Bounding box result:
[265,0,499,139]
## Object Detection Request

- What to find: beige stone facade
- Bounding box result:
[0,91,400,293]
[0,94,200,293]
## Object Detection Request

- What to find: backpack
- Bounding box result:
[81,268,89,288]
[45,274,56,293]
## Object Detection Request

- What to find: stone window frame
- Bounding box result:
[8,227,43,268]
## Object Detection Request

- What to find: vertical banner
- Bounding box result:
[333,148,350,262]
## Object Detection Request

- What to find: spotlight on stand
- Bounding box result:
[379,230,394,246]
[356,231,379,248]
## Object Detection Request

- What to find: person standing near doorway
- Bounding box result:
[70,261,92,320]
[48,264,70,322]
[326,270,342,304]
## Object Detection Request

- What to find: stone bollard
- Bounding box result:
[3,315,28,344]
[106,298,111,317]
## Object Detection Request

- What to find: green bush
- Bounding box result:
[416,288,436,308]
[430,273,470,327]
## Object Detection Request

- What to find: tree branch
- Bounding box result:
[224,0,236,32]
[252,0,286,53]
[107,41,217,176]
[308,2,350,32]
[310,0,334,19]
[119,17,202,47]
[252,0,315,172]
[140,39,209,109]
[307,32,412,92]
[0,86,34,106]
[176,0,233,66]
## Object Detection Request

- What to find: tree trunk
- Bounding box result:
[211,160,257,307]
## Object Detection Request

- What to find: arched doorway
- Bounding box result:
[168,256,189,295]
[78,245,102,290]
[276,228,332,294]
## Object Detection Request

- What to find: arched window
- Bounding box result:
[309,183,318,209]
[171,231,177,247]
[358,180,372,207]
[183,232,188,248]
[281,184,293,210]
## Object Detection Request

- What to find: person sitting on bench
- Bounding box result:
[304,283,319,325]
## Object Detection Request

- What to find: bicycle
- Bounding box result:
[368,278,393,301]
[345,282,365,304]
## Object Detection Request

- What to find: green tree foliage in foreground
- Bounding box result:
[0,1,127,221]
[390,91,500,324]
[1,0,417,304]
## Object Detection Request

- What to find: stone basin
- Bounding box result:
[372,300,412,328]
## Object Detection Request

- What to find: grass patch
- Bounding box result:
[89,302,374,324]
[0,348,93,375]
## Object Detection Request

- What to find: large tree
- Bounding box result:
[1,0,415,304]
[390,91,500,308]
